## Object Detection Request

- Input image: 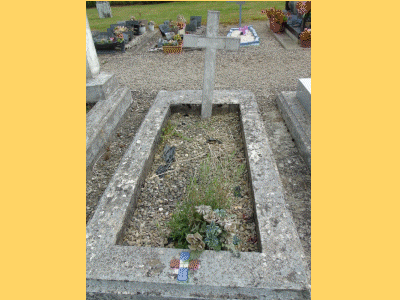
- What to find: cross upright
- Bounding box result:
[183,11,240,119]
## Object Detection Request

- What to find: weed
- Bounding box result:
[160,120,177,144]
[173,131,193,142]
[167,154,235,249]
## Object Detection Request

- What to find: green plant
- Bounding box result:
[163,40,178,46]
[173,131,192,142]
[173,34,182,42]
[167,155,232,249]
[161,121,177,144]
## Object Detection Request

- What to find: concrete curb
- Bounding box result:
[276,91,311,169]
[266,22,301,50]
[86,86,134,170]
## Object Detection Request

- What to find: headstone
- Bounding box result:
[185,21,197,32]
[96,1,112,19]
[286,1,299,15]
[183,11,240,119]
[190,16,202,28]
[109,24,119,31]
[159,24,172,36]
[227,1,246,27]
[125,20,138,28]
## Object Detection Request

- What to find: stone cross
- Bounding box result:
[183,11,240,119]
[96,1,112,19]
[86,15,100,79]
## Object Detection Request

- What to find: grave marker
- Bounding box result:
[86,15,100,79]
[86,14,134,170]
[183,11,240,119]
[228,1,246,27]
[96,1,112,19]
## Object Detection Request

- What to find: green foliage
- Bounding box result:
[160,121,176,144]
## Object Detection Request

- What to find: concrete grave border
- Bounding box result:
[87,90,310,299]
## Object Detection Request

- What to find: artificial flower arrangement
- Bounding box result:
[261,7,288,24]
[94,37,116,44]
[113,26,128,42]
[299,28,311,41]
[296,1,311,15]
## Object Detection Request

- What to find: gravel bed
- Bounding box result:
[87,21,311,270]
[118,111,258,252]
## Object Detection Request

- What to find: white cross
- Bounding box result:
[183,11,240,119]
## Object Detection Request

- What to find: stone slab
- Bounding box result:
[86,72,118,103]
[86,86,133,170]
[267,22,300,50]
[276,91,311,169]
[296,78,311,116]
[87,90,310,299]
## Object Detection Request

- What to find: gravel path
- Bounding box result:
[87,21,311,271]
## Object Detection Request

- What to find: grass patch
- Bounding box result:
[86,1,285,31]
[167,151,245,249]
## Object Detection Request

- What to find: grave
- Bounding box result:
[227,25,260,46]
[183,11,240,119]
[96,1,112,19]
[87,10,310,300]
[86,91,310,299]
[276,78,311,169]
[86,14,134,170]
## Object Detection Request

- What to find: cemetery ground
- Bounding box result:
[87,19,311,275]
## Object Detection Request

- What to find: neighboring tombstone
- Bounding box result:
[185,21,197,32]
[86,14,117,102]
[286,1,299,15]
[183,11,240,119]
[159,24,172,37]
[190,16,202,28]
[227,1,246,27]
[96,1,112,19]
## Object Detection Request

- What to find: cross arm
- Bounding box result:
[183,35,240,51]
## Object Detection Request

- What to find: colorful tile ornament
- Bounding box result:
[169,251,201,282]
[170,258,180,269]
[188,259,200,271]
[180,251,190,261]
